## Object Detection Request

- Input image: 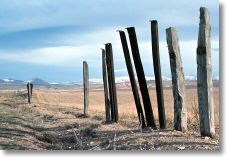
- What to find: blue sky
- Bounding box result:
[0,0,219,83]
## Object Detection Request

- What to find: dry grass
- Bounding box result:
[32,87,219,129]
[0,87,220,150]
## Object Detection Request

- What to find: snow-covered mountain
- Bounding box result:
[185,75,197,80]
[89,78,103,84]
[0,74,219,88]
[0,78,24,85]
[145,76,155,81]
[213,75,219,80]
[115,76,130,83]
[146,76,172,81]
[185,75,219,80]
[2,79,15,82]
[50,82,60,85]
[61,80,83,86]
[86,75,172,85]
[31,78,49,85]
[162,76,172,81]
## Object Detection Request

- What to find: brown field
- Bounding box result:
[0,87,220,150]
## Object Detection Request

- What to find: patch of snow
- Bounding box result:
[63,81,81,85]
[185,75,197,80]
[50,82,59,85]
[88,75,172,84]
[162,76,172,81]
[3,79,15,82]
[115,76,130,83]
[145,76,155,81]
[89,78,103,84]
[23,80,32,84]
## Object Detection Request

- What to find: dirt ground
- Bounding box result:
[0,87,220,150]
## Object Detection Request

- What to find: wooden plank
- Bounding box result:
[83,61,89,117]
[197,7,215,138]
[151,20,166,129]
[102,48,111,122]
[126,27,156,129]
[118,30,146,128]
[166,27,187,132]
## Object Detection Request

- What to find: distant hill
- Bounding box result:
[0,78,24,85]
[0,76,219,90]
[0,79,5,83]
[31,78,50,85]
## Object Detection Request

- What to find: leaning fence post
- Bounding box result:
[118,30,146,128]
[102,48,111,122]
[151,20,166,129]
[83,61,89,117]
[27,82,33,104]
[197,7,215,138]
[166,27,187,132]
[126,27,156,129]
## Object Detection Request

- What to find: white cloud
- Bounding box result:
[0,45,101,66]
[0,0,219,34]
[126,39,219,76]
[0,28,219,76]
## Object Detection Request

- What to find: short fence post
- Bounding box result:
[27,82,33,104]
[102,48,111,122]
[151,20,166,129]
[197,7,215,138]
[126,27,156,129]
[166,27,187,132]
[118,30,146,128]
[105,43,119,122]
[83,61,89,117]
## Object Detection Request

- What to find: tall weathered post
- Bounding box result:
[118,30,146,128]
[150,20,166,129]
[83,61,89,117]
[166,27,187,132]
[197,7,215,138]
[102,48,111,122]
[126,27,156,129]
[105,43,119,122]
[105,44,115,121]
[27,82,33,104]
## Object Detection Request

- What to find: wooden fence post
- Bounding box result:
[105,44,115,122]
[166,27,187,132]
[105,43,119,122]
[126,27,156,129]
[83,61,89,117]
[27,82,33,104]
[102,48,111,122]
[151,20,166,129]
[197,7,215,138]
[118,30,146,128]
